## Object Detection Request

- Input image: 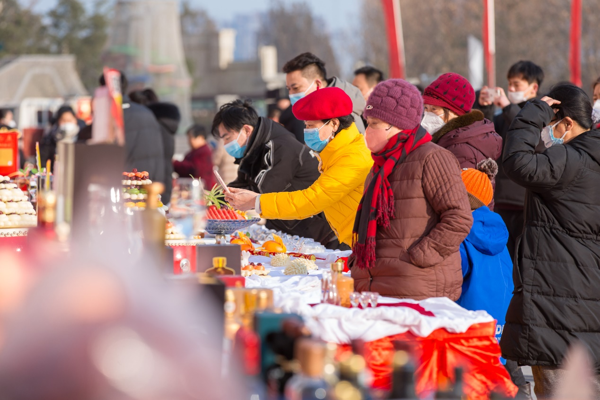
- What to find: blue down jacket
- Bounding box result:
[457,206,514,344]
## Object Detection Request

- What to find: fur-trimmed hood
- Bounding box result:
[432,110,502,169]
[432,110,485,143]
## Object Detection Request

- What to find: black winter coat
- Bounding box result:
[500,100,600,370]
[493,103,527,208]
[123,101,165,185]
[229,117,335,245]
[147,102,180,204]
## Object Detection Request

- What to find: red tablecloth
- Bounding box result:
[338,321,517,399]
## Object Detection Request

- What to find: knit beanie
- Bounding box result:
[423,73,475,116]
[461,159,498,210]
[363,79,423,130]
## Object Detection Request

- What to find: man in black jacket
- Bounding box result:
[478,61,544,258]
[212,100,336,247]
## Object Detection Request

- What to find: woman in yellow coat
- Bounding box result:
[225,87,373,248]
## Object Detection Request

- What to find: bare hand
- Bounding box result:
[479,86,492,106]
[224,187,259,211]
[541,96,561,113]
[494,87,510,109]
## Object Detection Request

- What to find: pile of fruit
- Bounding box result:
[122,169,162,209]
[205,185,247,220]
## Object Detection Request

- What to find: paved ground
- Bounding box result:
[521,366,536,399]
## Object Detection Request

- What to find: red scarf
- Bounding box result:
[352,125,431,270]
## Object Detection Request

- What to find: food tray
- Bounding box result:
[205,218,260,235]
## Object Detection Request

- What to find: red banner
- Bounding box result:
[482,0,496,88]
[381,0,405,79]
[569,0,582,87]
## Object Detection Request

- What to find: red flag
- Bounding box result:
[569,0,582,87]
[381,0,405,79]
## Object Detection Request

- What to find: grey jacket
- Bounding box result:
[123,101,165,185]
[328,76,366,133]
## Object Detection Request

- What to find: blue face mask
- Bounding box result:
[541,119,566,148]
[304,121,332,152]
[289,80,315,106]
[224,128,247,158]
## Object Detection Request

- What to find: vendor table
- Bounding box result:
[244,253,518,399]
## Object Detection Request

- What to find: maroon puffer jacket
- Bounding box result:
[432,110,502,169]
[351,142,473,300]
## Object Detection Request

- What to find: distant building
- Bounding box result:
[184,26,285,125]
[104,0,192,130]
[0,55,87,109]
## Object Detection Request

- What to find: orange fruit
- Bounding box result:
[261,235,286,253]
[231,232,254,251]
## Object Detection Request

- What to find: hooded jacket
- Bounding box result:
[457,206,513,344]
[432,110,502,169]
[147,102,180,204]
[500,100,600,370]
[259,123,372,246]
[229,117,336,245]
[327,76,366,133]
[351,142,472,300]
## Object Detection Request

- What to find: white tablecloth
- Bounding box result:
[244,254,494,344]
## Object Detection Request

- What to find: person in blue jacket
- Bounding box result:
[456,158,513,335]
[456,158,526,397]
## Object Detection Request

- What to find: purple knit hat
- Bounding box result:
[363,79,423,130]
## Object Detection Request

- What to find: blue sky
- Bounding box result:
[23,0,359,33]
[22,0,362,76]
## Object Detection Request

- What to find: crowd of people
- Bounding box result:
[223,54,600,400]
[8,50,600,399]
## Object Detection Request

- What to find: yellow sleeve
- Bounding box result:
[260,153,371,220]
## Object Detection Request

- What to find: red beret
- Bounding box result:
[292,87,353,121]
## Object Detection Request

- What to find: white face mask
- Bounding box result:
[593,99,600,112]
[7,120,16,129]
[421,111,445,134]
[508,91,527,105]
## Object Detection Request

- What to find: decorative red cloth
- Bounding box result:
[338,321,517,400]
[292,87,353,121]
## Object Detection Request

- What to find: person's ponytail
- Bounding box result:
[547,84,594,130]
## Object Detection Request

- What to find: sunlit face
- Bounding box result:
[187,133,206,150]
[352,74,373,102]
[508,76,538,100]
[285,70,322,95]
[217,123,251,146]
[58,112,77,126]
[593,84,600,103]
[423,104,445,117]
[305,119,337,141]
[423,104,457,123]
[364,116,400,153]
